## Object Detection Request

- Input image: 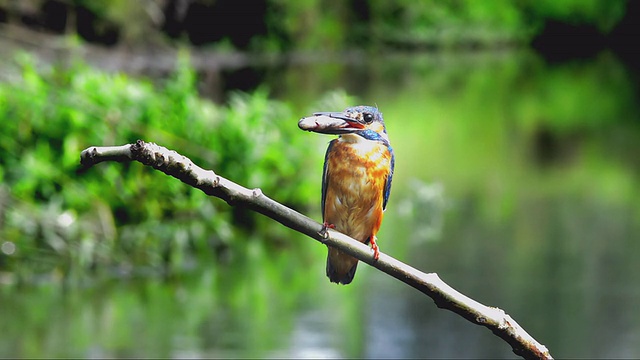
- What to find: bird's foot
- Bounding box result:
[370,235,380,261]
[318,222,335,241]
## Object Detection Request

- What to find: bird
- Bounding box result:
[298,105,394,284]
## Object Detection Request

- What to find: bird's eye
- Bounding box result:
[363,113,374,124]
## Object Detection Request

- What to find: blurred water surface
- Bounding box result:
[1,48,640,358]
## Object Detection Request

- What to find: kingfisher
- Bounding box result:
[298,106,394,285]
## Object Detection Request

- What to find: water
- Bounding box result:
[2,47,640,358]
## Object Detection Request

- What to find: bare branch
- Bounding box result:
[80,140,553,360]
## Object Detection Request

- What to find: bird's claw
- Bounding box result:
[318,222,335,241]
[370,236,380,261]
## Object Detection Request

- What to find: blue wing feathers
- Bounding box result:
[383,145,394,211]
[321,139,336,220]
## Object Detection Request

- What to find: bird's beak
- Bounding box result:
[298,112,365,134]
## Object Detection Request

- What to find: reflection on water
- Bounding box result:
[277,309,343,358]
[2,48,640,358]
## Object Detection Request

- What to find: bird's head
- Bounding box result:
[298,105,389,143]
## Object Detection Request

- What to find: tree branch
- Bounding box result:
[79,140,553,360]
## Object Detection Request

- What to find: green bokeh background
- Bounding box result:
[0,1,639,358]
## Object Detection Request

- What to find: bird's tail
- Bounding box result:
[326,247,359,285]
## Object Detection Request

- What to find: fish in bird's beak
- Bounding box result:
[298,111,365,135]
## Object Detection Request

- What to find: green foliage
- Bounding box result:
[267,0,349,51]
[264,0,621,50]
[368,0,532,47]
[524,0,627,32]
[11,0,626,50]
[365,0,627,48]
[0,52,318,281]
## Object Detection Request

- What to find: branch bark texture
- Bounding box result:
[80,140,553,360]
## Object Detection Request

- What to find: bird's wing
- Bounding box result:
[382,146,395,211]
[321,139,337,220]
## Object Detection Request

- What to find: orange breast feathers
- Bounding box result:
[323,135,393,243]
